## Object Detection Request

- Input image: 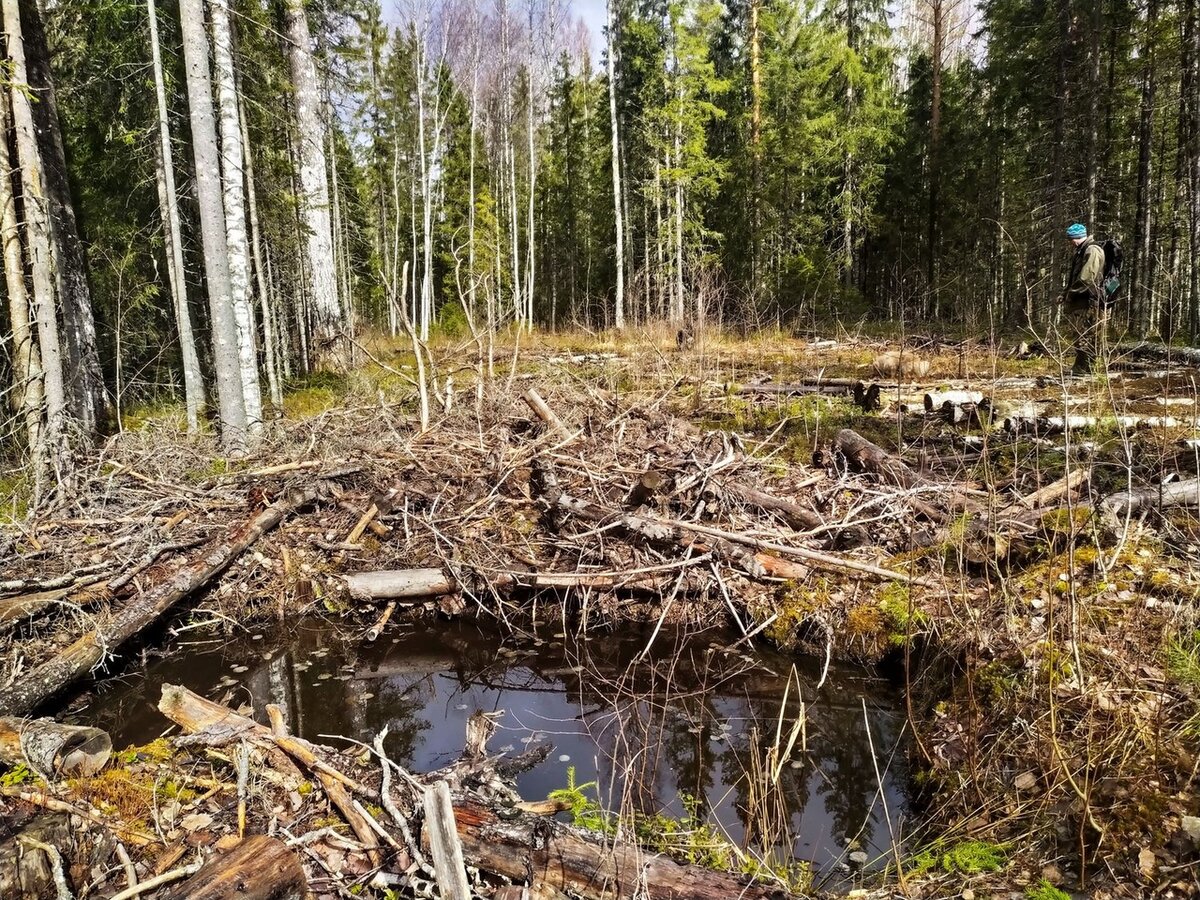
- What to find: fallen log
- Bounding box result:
[0,486,317,718]
[0,815,78,900]
[833,428,919,489]
[160,835,308,900]
[342,567,674,602]
[720,482,823,531]
[158,683,384,866]
[449,799,788,900]
[924,390,985,413]
[1102,477,1200,516]
[0,716,112,776]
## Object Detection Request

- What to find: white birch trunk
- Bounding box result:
[283,0,341,350]
[0,87,45,472]
[210,0,262,432]
[178,0,247,450]
[239,94,282,410]
[3,0,65,451]
[606,0,624,329]
[148,0,204,433]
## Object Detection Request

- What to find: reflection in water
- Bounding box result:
[79,621,909,873]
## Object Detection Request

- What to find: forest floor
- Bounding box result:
[2,326,1200,899]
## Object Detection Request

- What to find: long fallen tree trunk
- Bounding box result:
[1102,477,1200,516]
[0,486,318,718]
[0,716,111,776]
[449,799,787,900]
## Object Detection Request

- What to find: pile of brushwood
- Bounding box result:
[2,339,1200,898]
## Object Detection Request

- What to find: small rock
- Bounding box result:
[1138,846,1156,876]
[1182,815,1200,847]
[180,812,212,832]
[848,850,869,867]
[1014,771,1038,791]
[961,890,975,900]
[1040,864,1063,883]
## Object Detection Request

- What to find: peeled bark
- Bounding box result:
[211,0,263,431]
[179,0,247,450]
[1102,477,1200,516]
[283,0,341,350]
[450,800,785,900]
[148,0,204,433]
[0,716,112,776]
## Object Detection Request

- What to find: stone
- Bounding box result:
[1014,771,1038,791]
[1182,815,1200,847]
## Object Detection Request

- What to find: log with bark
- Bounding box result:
[1102,477,1200,516]
[0,486,317,718]
[448,799,787,900]
[0,716,111,776]
[161,835,309,900]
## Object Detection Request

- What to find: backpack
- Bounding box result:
[1100,237,1123,302]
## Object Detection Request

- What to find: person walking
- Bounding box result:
[1062,222,1107,376]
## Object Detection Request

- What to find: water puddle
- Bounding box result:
[77,621,910,876]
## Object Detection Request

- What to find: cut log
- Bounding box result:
[449,799,786,900]
[0,716,111,776]
[833,428,918,488]
[924,390,984,413]
[344,568,457,601]
[522,388,571,438]
[1102,477,1200,516]
[0,486,317,718]
[161,835,308,900]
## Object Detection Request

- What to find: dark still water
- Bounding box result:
[76,620,910,874]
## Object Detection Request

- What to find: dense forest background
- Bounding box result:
[2,0,1199,460]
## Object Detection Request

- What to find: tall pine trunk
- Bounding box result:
[1132,0,1159,335]
[179,0,247,450]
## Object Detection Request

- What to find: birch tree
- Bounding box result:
[606,0,624,328]
[147,0,204,432]
[284,0,342,355]
[3,0,66,458]
[0,88,45,474]
[178,0,247,450]
[211,0,264,429]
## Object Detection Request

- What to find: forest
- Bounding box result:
[3,0,1200,899]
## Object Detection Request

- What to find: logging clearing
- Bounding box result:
[3,332,1200,900]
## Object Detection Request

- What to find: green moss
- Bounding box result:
[0,471,32,522]
[1166,630,1200,687]
[1026,879,1072,900]
[0,763,37,787]
[765,580,828,647]
[909,839,1007,876]
[879,582,928,646]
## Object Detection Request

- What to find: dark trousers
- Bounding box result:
[1066,292,1108,373]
